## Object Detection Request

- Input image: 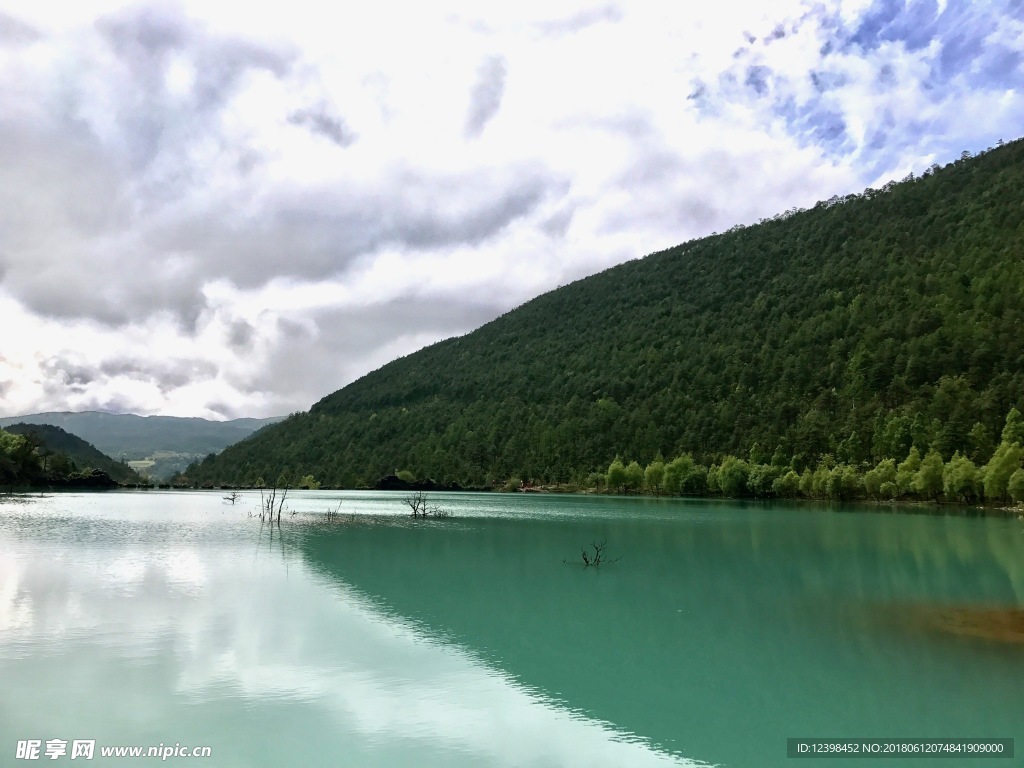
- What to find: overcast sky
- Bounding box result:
[1,0,1022,419]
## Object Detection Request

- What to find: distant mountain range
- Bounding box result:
[2,422,143,485]
[0,411,283,480]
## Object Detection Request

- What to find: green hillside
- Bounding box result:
[0,412,283,458]
[1,423,143,486]
[0,412,283,479]
[183,139,1024,496]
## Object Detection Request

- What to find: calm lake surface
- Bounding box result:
[1,491,1023,767]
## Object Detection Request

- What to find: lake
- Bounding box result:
[1,491,1022,767]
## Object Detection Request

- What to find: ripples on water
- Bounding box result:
[1,490,1022,767]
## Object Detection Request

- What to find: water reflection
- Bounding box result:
[0,492,702,768]
[296,497,1024,768]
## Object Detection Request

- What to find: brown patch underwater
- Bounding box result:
[880,604,1024,645]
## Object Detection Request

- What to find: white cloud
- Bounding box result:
[0,0,1022,417]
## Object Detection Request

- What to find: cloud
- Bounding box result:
[745,64,772,95]
[143,161,565,290]
[846,0,941,52]
[534,4,623,37]
[87,4,294,172]
[288,103,356,147]
[464,55,507,138]
[95,3,190,57]
[540,206,575,238]
[227,320,256,351]
[1,0,1022,418]
[0,19,564,329]
[0,10,40,44]
[688,0,1024,180]
[249,297,507,408]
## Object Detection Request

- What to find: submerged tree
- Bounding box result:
[564,540,621,567]
[257,475,290,524]
[403,491,450,519]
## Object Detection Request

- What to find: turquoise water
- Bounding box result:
[1,491,1022,767]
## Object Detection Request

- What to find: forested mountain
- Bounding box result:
[1,423,143,486]
[0,411,282,459]
[183,139,1024,495]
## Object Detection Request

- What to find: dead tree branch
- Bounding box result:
[258,483,289,524]
[564,540,621,567]
[403,490,451,519]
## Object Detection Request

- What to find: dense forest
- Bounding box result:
[0,424,143,488]
[181,138,1024,502]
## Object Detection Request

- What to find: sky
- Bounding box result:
[1,0,1022,420]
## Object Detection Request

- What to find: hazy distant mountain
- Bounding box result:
[2,422,143,485]
[0,412,283,480]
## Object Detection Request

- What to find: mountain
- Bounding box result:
[2,423,143,485]
[0,411,283,458]
[0,412,283,480]
[183,139,1024,491]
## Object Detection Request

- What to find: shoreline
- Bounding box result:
[8,484,1021,520]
